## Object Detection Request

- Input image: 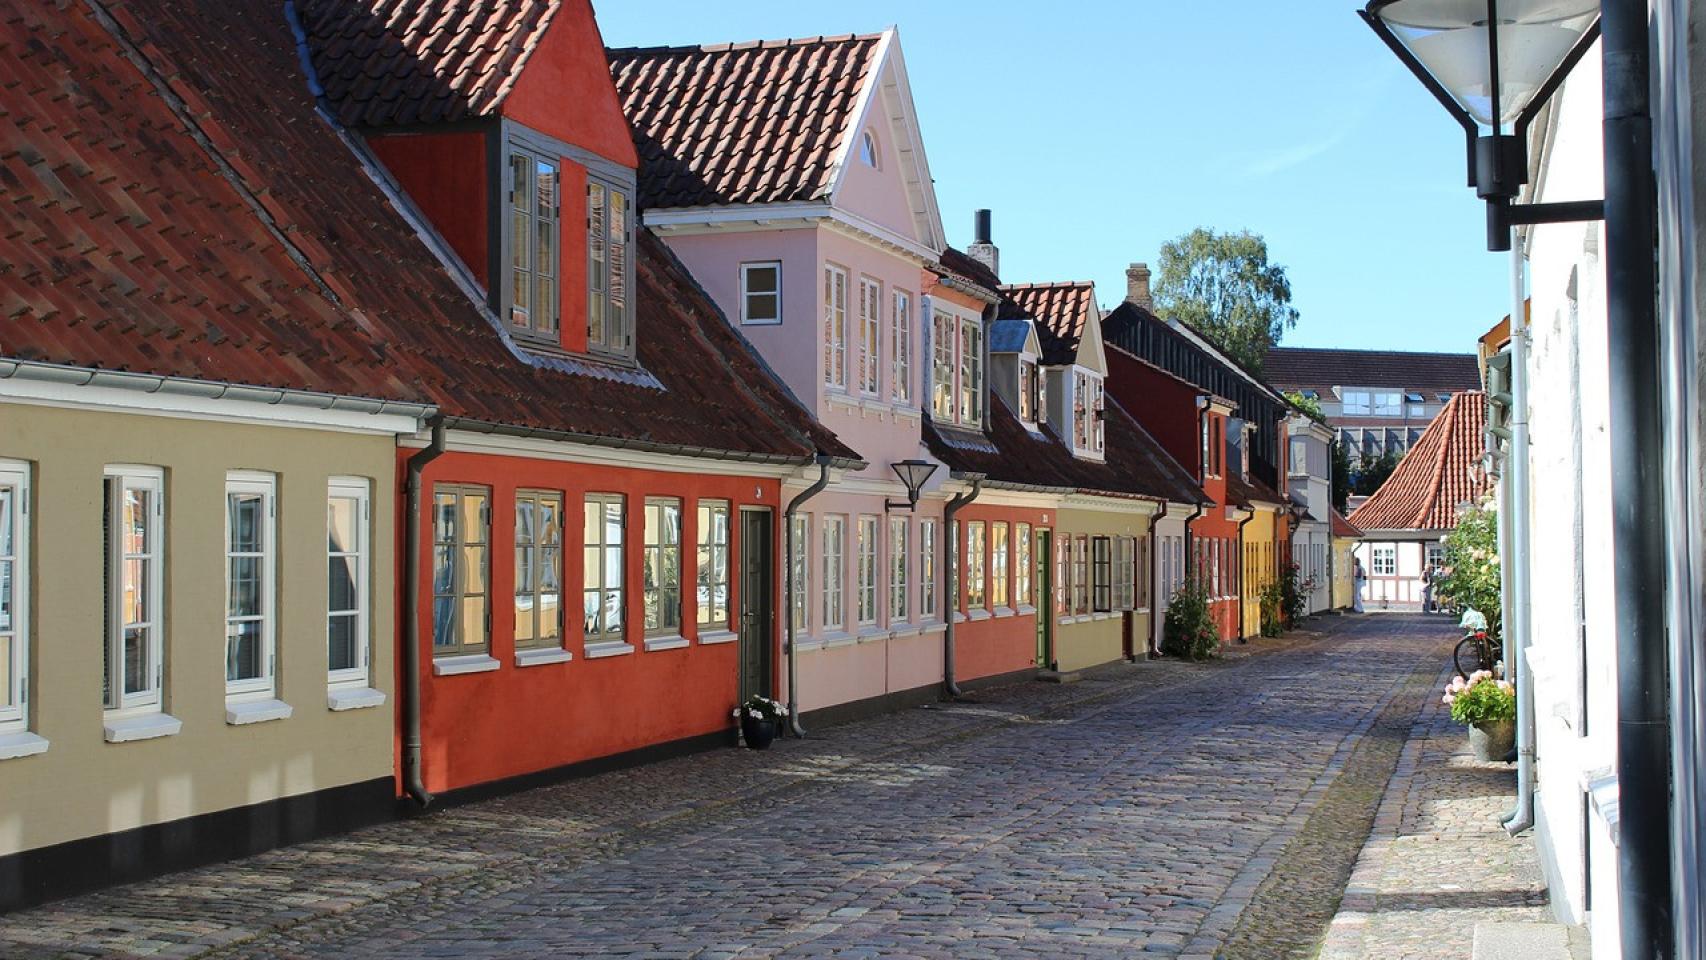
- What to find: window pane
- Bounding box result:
[229,556,262,617]
[0,634,9,709]
[328,496,357,554]
[226,620,263,682]
[0,487,11,556]
[326,555,359,617]
[462,545,486,594]
[433,545,454,597]
[0,559,10,635]
[123,625,149,694]
[460,596,486,645]
[462,493,487,544]
[328,615,358,672]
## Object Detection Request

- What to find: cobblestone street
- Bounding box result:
[2,616,1456,960]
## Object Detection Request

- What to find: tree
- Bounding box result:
[1435,499,1502,641]
[1284,390,1324,422]
[1153,228,1300,374]
[1351,450,1401,496]
[1331,441,1352,515]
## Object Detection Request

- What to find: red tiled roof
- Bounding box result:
[1,0,855,465]
[608,34,882,210]
[999,282,1097,366]
[1349,392,1489,531]
[923,393,1205,507]
[298,0,560,128]
[1263,347,1482,396]
[1331,508,1364,539]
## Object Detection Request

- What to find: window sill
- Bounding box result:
[104,712,183,744]
[515,647,574,668]
[891,405,922,421]
[643,635,690,652]
[791,637,826,653]
[919,621,947,636]
[967,608,993,621]
[0,731,49,760]
[820,631,856,649]
[584,640,635,659]
[226,698,293,726]
[992,606,1016,619]
[433,654,501,676]
[327,686,388,711]
[889,622,920,639]
[698,628,737,645]
[1091,612,1116,622]
[1072,614,1094,624]
[855,626,887,643]
[951,612,968,624]
[1017,604,1037,616]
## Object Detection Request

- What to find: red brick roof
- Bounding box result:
[1349,392,1489,532]
[999,282,1097,366]
[299,0,560,128]
[1,0,855,465]
[1263,347,1482,397]
[1331,508,1364,539]
[608,34,882,210]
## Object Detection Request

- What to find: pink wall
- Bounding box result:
[835,104,923,241]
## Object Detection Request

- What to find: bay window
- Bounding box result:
[328,478,372,685]
[824,265,848,389]
[514,490,564,651]
[966,521,986,609]
[889,517,908,623]
[583,494,627,645]
[697,500,731,631]
[822,516,846,631]
[586,178,633,357]
[0,462,27,734]
[859,277,881,395]
[919,519,937,619]
[507,149,559,339]
[856,515,878,626]
[991,522,1009,609]
[892,290,912,404]
[434,485,490,658]
[1015,522,1032,606]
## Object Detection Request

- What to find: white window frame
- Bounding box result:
[859,129,880,168]
[1372,544,1397,576]
[224,472,278,702]
[584,494,627,644]
[790,513,811,633]
[1373,391,1403,417]
[1015,522,1032,606]
[104,466,165,716]
[966,520,987,610]
[643,498,683,638]
[892,289,912,404]
[958,316,983,426]
[1114,536,1136,612]
[0,461,29,732]
[822,516,846,631]
[931,309,956,420]
[327,478,372,688]
[856,515,879,626]
[919,519,938,620]
[697,499,732,631]
[889,516,909,624]
[740,261,782,326]
[824,264,849,390]
[859,277,882,396]
[991,522,1010,610]
[1342,390,1372,415]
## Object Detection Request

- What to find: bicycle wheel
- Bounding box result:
[1453,637,1487,678]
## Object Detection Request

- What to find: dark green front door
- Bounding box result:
[738,508,774,703]
[1035,528,1053,669]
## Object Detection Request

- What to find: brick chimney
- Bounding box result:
[967,209,999,279]
[1125,262,1153,311]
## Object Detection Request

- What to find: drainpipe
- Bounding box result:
[1236,511,1256,642]
[1144,507,1162,658]
[1602,0,1673,953]
[1175,502,1205,656]
[1503,233,1537,837]
[402,416,447,807]
[784,455,833,738]
[942,475,985,697]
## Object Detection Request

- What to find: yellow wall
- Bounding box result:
[1332,537,1357,610]
[1050,504,1154,673]
[0,402,398,856]
[1240,508,1279,639]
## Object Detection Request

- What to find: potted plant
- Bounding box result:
[1443,670,1517,762]
[734,694,787,750]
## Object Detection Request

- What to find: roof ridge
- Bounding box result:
[1269,346,1477,359]
[1000,280,1096,290]
[1413,395,1458,528]
[606,32,884,57]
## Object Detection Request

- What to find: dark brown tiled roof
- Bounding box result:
[608,34,882,209]
[999,282,1097,366]
[299,0,559,128]
[1349,392,1489,531]
[1263,347,1482,396]
[938,246,1001,292]
[1331,508,1364,539]
[923,393,1205,507]
[1,0,856,466]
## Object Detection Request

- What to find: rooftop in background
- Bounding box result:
[999,282,1098,366]
[1348,392,1490,532]
[1263,346,1482,397]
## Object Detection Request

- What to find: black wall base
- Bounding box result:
[0,776,395,914]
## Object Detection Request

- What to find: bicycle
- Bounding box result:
[1453,628,1502,679]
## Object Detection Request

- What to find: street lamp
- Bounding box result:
[1360,0,1603,249]
[886,460,938,512]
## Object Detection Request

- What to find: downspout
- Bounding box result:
[942,475,985,697]
[784,455,833,738]
[1175,501,1205,656]
[1504,233,1537,836]
[1602,1,1674,954]
[1145,508,1161,658]
[1236,511,1256,642]
[402,416,447,807]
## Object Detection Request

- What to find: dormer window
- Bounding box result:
[1071,371,1104,456]
[859,130,879,168]
[930,305,983,429]
[1019,359,1039,424]
[586,178,633,357]
[958,318,983,424]
[507,150,560,339]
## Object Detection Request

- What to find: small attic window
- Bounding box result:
[859,130,879,168]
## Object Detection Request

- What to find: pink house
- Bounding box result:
[610,31,966,724]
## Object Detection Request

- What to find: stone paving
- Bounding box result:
[1316,657,1588,959]
[0,616,1453,960]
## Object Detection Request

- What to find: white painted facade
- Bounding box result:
[1286,414,1335,613]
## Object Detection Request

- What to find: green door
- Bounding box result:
[1035,528,1053,669]
[738,508,774,703]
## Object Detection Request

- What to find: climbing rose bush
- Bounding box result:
[1435,498,1503,642]
[1163,575,1220,662]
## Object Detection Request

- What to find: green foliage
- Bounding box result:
[1331,442,1353,515]
[1351,450,1401,496]
[1162,575,1220,662]
[1153,228,1299,374]
[1285,391,1325,423]
[1435,500,1503,642]
[1444,672,1516,726]
[737,694,788,724]
[1278,559,1311,625]
[1258,579,1285,637]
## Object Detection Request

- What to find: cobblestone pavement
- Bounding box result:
[1,616,1452,960]
[1316,657,1589,960]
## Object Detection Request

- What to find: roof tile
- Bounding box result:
[1263,346,1481,396]
[1348,392,1489,531]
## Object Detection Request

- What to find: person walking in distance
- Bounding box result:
[1421,563,1435,614]
[1352,557,1367,614]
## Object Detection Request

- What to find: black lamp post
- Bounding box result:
[1360,0,1603,250]
[886,460,938,512]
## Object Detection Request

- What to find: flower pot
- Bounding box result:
[740,715,778,750]
[1469,719,1516,763]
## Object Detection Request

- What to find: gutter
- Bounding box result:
[942,474,987,697]
[437,417,864,472]
[401,416,448,806]
[783,455,834,737]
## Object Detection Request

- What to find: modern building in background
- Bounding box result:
[1264,347,1482,460]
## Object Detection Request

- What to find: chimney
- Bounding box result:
[967,209,999,279]
[1125,262,1153,310]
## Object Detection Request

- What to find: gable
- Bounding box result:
[1073,302,1107,376]
[503,0,639,167]
[826,31,945,252]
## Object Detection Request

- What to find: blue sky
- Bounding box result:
[596,2,1508,354]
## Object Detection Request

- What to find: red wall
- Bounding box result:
[1107,350,1202,476]
[398,449,783,795]
[503,0,640,169]
[369,132,490,288]
[952,503,1053,682]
